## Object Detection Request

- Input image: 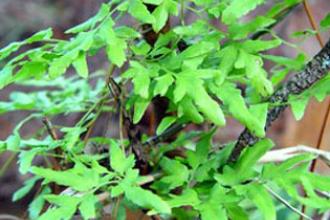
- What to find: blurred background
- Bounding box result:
[0,0,330,217]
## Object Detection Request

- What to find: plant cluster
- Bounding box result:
[1,0,330,219]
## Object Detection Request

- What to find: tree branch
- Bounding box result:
[143,123,186,147]
[228,38,330,163]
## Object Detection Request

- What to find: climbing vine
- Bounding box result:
[1,1,330,219]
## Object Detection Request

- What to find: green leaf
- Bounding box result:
[197,185,228,220]
[187,130,214,169]
[115,26,141,39]
[26,28,53,43]
[154,73,174,96]
[156,116,176,135]
[62,126,86,151]
[110,140,135,175]
[213,82,267,137]
[151,0,177,32]
[106,38,127,67]
[66,3,111,34]
[0,42,23,60]
[99,18,127,67]
[13,176,40,202]
[241,52,273,96]
[234,139,274,177]
[152,4,168,32]
[229,16,275,40]
[40,195,81,220]
[79,194,98,219]
[133,72,150,99]
[248,103,268,133]
[290,97,309,120]
[276,153,315,174]
[167,189,200,208]
[133,97,150,124]
[28,187,51,219]
[175,73,225,125]
[242,39,282,53]
[191,81,225,126]
[112,169,139,197]
[225,203,248,220]
[143,0,163,4]
[124,186,171,214]
[48,51,78,78]
[153,157,189,192]
[128,0,155,24]
[320,13,330,28]
[217,45,238,85]
[222,0,265,24]
[180,41,214,59]
[306,173,330,192]
[6,134,21,151]
[0,66,13,89]
[178,97,204,124]
[72,52,89,78]
[246,183,276,220]
[262,53,305,71]
[290,29,317,38]
[14,61,47,82]
[131,40,151,55]
[174,20,209,37]
[18,149,40,174]
[200,203,228,220]
[31,164,100,192]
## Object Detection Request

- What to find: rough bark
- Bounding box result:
[228,38,330,163]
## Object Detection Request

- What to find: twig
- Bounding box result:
[180,0,185,25]
[264,185,312,220]
[82,66,116,144]
[42,117,58,140]
[0,153,16,177]
[41,117,61,172]
[259,145,330,165]
[303,0,324,47]
[112,196,122,219]
[143,123,186,147]
[0,214,22,220]
[251,3,299,40]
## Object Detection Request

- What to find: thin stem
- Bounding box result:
[143,123,186,146]
[0,153,16,177]
[0,214,22,220]
[42,117,58,140]
[41,117,62,171]
[264,185,312,220]
[119,104,125,151]
[303,0,324,47]
[83,65,116,145]
[112,196,122,219]
[301,1,327,218]
[251,3,299,39]
[180,0,185,25]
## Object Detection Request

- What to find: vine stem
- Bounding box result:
[0,153,16,177]
[82,65,116,145]
[180,0,185,25]
[303,0,324,47]
[301,1,328,218]
[264,185,312,220]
